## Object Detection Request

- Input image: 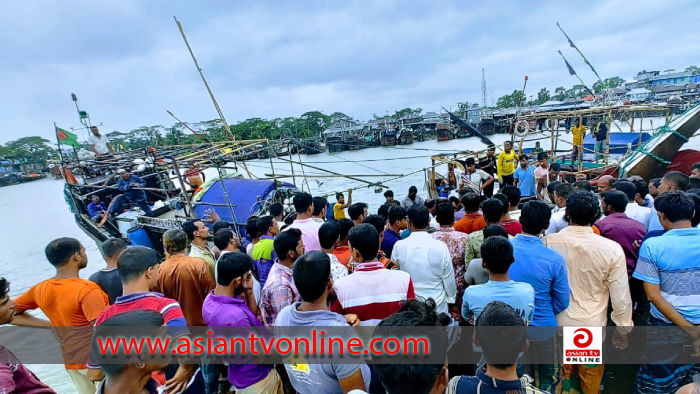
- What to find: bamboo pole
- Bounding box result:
[604,110,612,167]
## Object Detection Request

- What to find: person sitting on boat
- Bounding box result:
[87,194,108,222]
[114,169,154,217]
[531,141,544,156]
[88,126,113,158]
[461,157,494,196]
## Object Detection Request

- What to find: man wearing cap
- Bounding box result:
[110,169,154,217]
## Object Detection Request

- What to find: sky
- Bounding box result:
[1,0,699,144]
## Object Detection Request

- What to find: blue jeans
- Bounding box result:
[108,193,154,217]
[595,140,606,162]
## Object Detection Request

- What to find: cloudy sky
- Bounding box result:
[2,0,699,144]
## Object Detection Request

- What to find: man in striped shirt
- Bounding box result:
[331,224,414,325]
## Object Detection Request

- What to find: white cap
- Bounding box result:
[117,168,127,174]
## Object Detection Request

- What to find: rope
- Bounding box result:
[638,149,671,165]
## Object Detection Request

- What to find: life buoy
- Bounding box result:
[513,120,530,138]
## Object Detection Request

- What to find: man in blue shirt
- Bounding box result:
[647,171,689,231]
[87,195,107,220]
[114,169,154,217]
[513,154,536,197]
[510,200,570,391]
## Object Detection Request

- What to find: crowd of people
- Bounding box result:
[3,156,700,394]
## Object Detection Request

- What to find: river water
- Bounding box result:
[3,132,698,392]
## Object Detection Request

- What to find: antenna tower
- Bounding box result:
[481,68,487,108]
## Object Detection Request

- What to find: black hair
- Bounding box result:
[182,219,201,242]
[373,299,450,394]
[388,206,407,226]
[465,157,476,166]
[691,162,700,172]
[687,189,700,227]
[0,278,9,300]
[654,190,695,223]
[632,179,649,199]
[483,224,509,240]
[269,202,284,218]
[318,221,340,250]
[336,192,344,200]
[213,228,235,251]
[312,197,327,216]
[337,218,354,240]
[519,200,552,235]
[435,202,455,226]
[45,237,81,268]
[256,215,275,235]
[407,204,430,230]
[547,180,562,195]
[500,186,520,209]
[377,204,389,220]
[384,190,394,198]
[216,252,253,290]
[448,196,460,207]
[349,224,380,261]
[519,154,529,161]
[118,246,160,283]
[481,198,504,224]
[603,190,628,213]
[409,186,418,194]
[363,214,386,237]
[93,310,164,378]
[537,152,548,161]
[550,163,561,172]
[566,191,600,226]
[663,171,690,191]
[504,140,512,146]
[651,178,662,188]
[273,228,303,260]
[212,220,230,233]
[614,180,637,201]
[293,192,314,213]
[163,229,188,254]
[573,180,593,192]
[554,183,574,201]
[493,194,510,215]
[348,203,368,221]
[293,251,331,302]
[425,199,437,210]
[689,178,700,190]
[480,236,513,275]
[245,216,260,239]
[101,238,128,259]
[462,193,481,213]
[475,301,526,370]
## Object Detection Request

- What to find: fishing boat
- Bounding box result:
[396,127,414,145]
[301,139,326,155]
[436,123,454,141]
[380,128,397,146]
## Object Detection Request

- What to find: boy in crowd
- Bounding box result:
[514,154,536,198]
[252,216,280,288]
[493,194,521,237]
[363,214,399,269]
[285,193,323,251]
[348,203,369,226]
[333,219,355,270]
[454,193,486,234]
[260,229,304,326]
[318,221,350,282]
[89,238,127,304]
[465,198,508,262]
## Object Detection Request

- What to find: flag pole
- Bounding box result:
[54,122,65,168]
[556,22,604,84]
[557,50,595,97]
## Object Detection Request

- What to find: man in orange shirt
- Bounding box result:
[333,219,355,270]
[454,193,486,234]
[12,237,109,394]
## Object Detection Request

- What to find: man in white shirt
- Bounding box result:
[461,157,494,196]
[391,204,456,317]
[614,180,651,228]
[546,183,574,235]
[88,126,112,157]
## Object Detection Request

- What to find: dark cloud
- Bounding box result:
[1,0,699,143]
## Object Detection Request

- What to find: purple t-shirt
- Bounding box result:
[596,212,647,275]
[202,292,272,389]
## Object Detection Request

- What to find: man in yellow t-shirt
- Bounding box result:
[571,118,586,165]
[497,141,518,186]
[333,189,352,220]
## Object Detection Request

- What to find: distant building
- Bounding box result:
[323,119,364,134]
[626,88,651,101]
[612,88,627,98]
[649,70,693,86]
[466,107,483,124]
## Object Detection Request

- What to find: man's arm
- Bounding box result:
[441,248,457,305]
[479,172,494,194]
[496,152,504,180]
[551,260,571,315]
[605,253,634,332]
[133,175,147,187]
[90,144,102,157]
[338,368,368,394]
[341,190,353,209]
[11,312,51,327]
[644,282,693,327]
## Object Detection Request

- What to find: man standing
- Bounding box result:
[462,157,493,196]
[648,171,690,232]
[333,189,352,220]
[571,118,586,165]
[615,180,651,228]
[633,191,700,393]
[632,179,654,209]
[13,238,109,394]
[273,252,370,393]
[183,219,216,279]
[464,198,508,262]
[114,169,154,217]
[431,202,469,323]
[260,229,304,326]
[454,193,486,234]
[213,228,241,256]
[252,216,280,288]
[591,118,608,162]
[269,202,285,223]
[89,238,127,305]
[88,126,112,157]
[392,205,456,317]
[333,219,355,270]
[597,190,647,275]
[649,178,662,199]
[318,222,349,282]
[311,196,327,224]
[285,192,323,251]
[478,146,497,197]
[545,191,633,393]
[384,190,394,203]
[510,201,570,391]
[87,195,107,221]
[348,202,368,226]
[535,152,551,201]
[513,154,536,198]
[401,186,425,208]
[444,162,462,189]
[497,141,518,186]
[157,229,216,326]
[203,252,283,394]
[545,183,575,235]
[382,206,406,258]
[331,224,414,325]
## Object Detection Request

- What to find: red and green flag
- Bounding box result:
[55,125,80,148]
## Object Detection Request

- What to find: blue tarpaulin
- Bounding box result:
[583,132,652,154]
[192,178,295,225]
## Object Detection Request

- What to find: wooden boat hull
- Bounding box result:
[381,135,397,146]
[437,129,454,141]
[397,134,413,145]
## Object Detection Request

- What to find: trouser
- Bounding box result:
[66,368,99,394]
[482,179,494,198]
[594,140,606,162]
[572,145,581,164]
[558,364,604,394]
[109,193,154,217]
[526,337,561,391]
[237,368,284,394]
[501,174,515,186]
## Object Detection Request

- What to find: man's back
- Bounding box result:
[545,226,633,328]
[596,213,647,275]
[285,219,322,251]
[155,254,215,326]
[89,269,122,305]
[625,203,651,228]
[455,213,486,234]
[462,280,534,324]
[448,368,547,394]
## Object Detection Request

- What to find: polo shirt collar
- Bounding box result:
[115,291,165,304]
[354,261,385,272]
[514,234,542,244]
[476,367,522,390]
[207,290,245,305]
[260,235,275,241]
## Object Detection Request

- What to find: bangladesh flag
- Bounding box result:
[56,126,80,148]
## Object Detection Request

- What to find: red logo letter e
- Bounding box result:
[573,328,593,348]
